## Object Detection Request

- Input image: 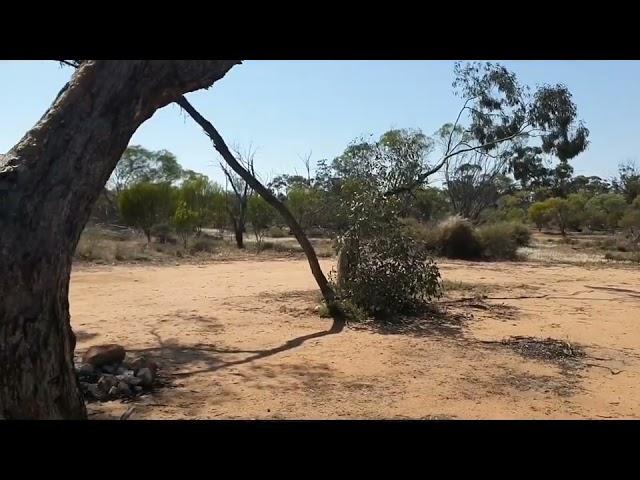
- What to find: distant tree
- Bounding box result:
[177,175,224,234]
[407,187,451,223]
[173,200,199,248]
[585,193,627,232]
[221,145,255,249]
[569,175,611,196]
[286,184,324,232]
[109,146,183,194]
[614,161,640,203]
[551,160,575,197]
[118,182,176,243]
[528,201,551,231]
[530,197,582,235]
[247,195,276,249]
[619,196,640,252]
[388,61,590,196]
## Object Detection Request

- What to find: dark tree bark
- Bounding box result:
[0,60,239,419]
[234,221,245,249]
[176,97,337,305]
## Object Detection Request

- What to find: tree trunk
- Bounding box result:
[0,60,239,419]
[234,226,244,249]
[176,97,336,305]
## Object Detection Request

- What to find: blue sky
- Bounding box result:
[1,60,638,186]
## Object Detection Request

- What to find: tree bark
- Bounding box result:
[234,225,245,249]
[176,96,337,305]
[0,60,239,419]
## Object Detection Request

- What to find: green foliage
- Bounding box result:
[286,185,323,231]
[247,195,276,247]
[331,231,441,318]
[509,222,532,247]
[619,196,640,251]
[528,201,551,231]
[616,162,640,203]
[173,200,199,248]
[110,146,184,193]
[177,176,225,232]
[584,193,627,232]
[408,187,452,223]
[118,182,176,242]
[477,222,529,260]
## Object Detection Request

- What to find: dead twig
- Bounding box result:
[584,363,623,375]
[120,406,136,420]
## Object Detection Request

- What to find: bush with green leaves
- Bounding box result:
[332,190,442,319]
[585,193,627,232]
[247,195,277,249]
[619,195,640,251]
[477,223,520,260]
[332,230,441,318]
[173,200,199,248]
[118,182,176,243]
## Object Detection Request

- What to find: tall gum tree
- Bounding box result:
[0,60,239,419]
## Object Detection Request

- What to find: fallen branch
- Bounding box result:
[120,406,136,420]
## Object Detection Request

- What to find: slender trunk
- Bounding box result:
[235,226,244,249]
[0,60,238,419]
[176,97,336,305]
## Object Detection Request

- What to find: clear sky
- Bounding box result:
[1,60,638,185]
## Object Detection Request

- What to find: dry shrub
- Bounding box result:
[189,237,219,254]
[604,251,640,263]
[433,216,483,259]
[268,226,289,238]
[477,223,519,260]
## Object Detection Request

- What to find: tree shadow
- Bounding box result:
[128,319,345,378]
[351,306,473,339]
[73,329,100,342]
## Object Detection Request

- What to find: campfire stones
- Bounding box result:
[76,345,159,402]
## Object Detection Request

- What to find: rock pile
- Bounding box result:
[75,344,160,402]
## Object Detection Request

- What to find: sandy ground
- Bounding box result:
[70,257,640,419]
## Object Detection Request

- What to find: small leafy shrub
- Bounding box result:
[509,222,531,247]
[477,223,519,260]
[332,232,442,318]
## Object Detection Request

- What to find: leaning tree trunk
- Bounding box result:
[0,60,239,419]
[176,97,337,305]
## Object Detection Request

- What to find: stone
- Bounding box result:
[129,356,159,374]
[134,386,143,393]
[116,381,131,396]
[97,374,117,393]
[101,364,116,374]
[116,366,128,375]
[108,386,118,397]
[136,367,154,387]
[86,384,101,399]
[77,363,95,375]
[126,376,142,387]
[82,344,126,367]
